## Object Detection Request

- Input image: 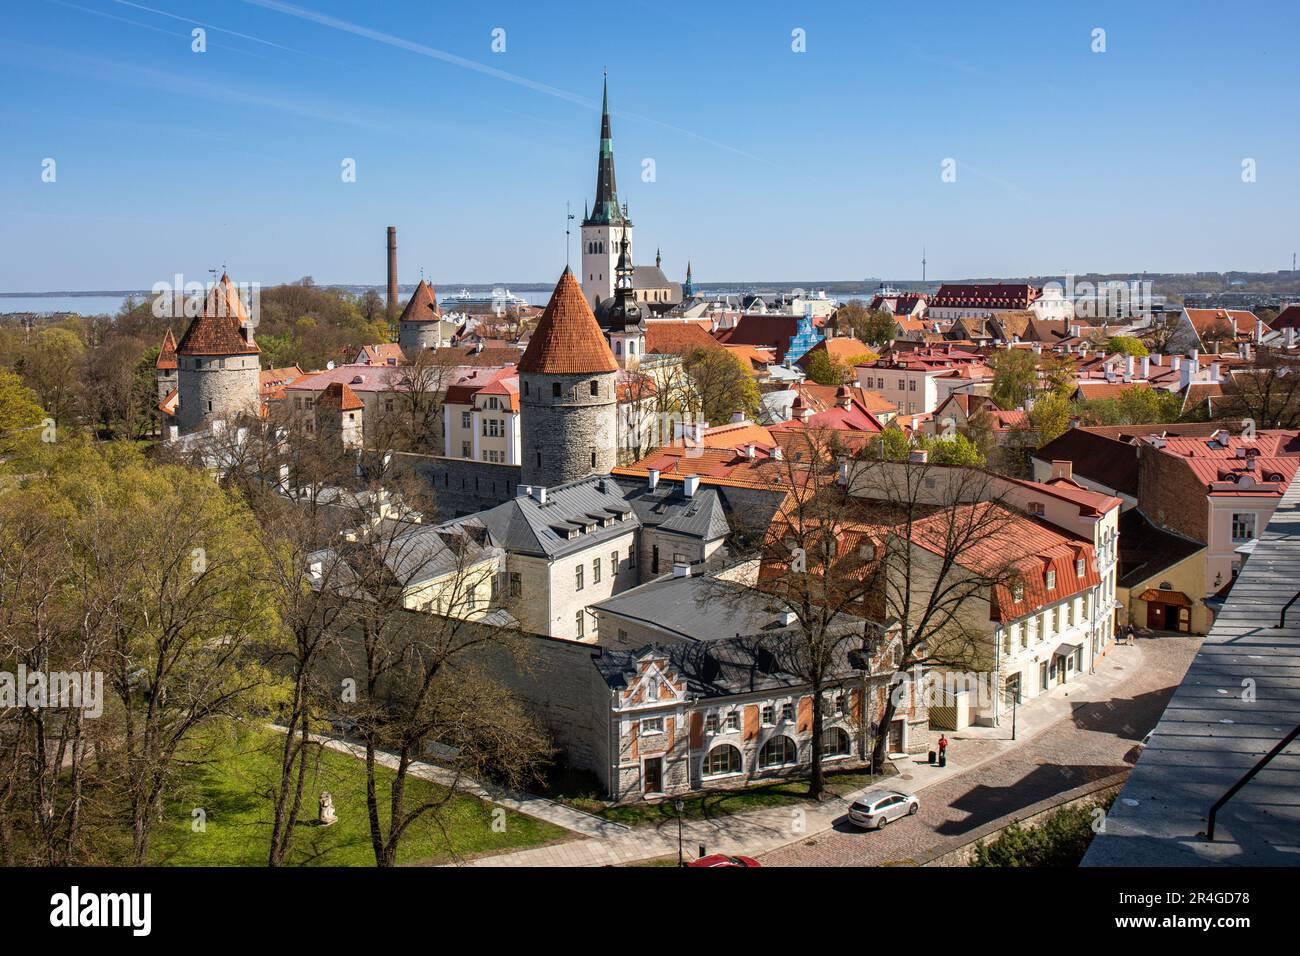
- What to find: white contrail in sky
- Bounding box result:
[242,0,774,164]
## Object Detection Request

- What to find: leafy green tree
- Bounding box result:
[0,369,44,433]
[1106,335,1149,357]
[21,326,85,427]
[989,349,1039,410]
[1027,392,1073,446]
[683,347,760,423]
[925,432,986,466]
[804,349,845,386]
[867,428,985,467]
[1079,386,1181,426]
[1,440,280,864]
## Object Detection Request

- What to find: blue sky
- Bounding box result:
[2,0,1298,290]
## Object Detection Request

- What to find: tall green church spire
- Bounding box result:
[584,72,628,227]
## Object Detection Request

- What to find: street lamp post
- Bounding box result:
[674,799,685,866]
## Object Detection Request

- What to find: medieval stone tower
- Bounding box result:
[155,327,178,402]
[174,273,261,434]
[398,279,442,353]
[519,267,619,488]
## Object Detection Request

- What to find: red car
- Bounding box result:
[687,854,761,867]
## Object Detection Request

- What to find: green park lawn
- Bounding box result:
[149,728,571,866]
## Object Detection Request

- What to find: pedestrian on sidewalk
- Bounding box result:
[1125,624,1135,646]
[937,734,948,767]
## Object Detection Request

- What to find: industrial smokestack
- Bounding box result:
[386,226,398,317]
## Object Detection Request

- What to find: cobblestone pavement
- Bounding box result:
[758,632,1202,866]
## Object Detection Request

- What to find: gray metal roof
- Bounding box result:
[615,477,730,542]
[592,571,863,647]
[593,572,792,644]
[465,475,638,559]
[1083,477,1300,866]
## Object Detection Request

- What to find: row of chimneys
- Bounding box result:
[646,469,701,497]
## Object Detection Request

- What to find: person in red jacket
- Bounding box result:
[937,734,949,761]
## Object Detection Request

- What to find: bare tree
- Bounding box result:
[371,348,464,454]
[316,481,550,866]
[1219,350,1300,428]
[732,427,1022,793]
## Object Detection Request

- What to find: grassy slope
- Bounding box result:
[149,728,570,866]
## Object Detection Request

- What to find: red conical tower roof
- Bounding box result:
[176,273,260,356]
[519,268,618,375]
[156,327,178,369]
[399,278,440,325]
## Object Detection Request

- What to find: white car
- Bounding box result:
[847,790,919,830]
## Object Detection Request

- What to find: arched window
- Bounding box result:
[821,727,851,757]
[703,745,741,777]
[590,380,599,396]
[758,735,798,769]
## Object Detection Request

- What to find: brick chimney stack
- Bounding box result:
[386,226,398,318]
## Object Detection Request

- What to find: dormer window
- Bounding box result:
[1076,558,1085,577]
[1013,583,1025,603]
[1046,570,1056,590]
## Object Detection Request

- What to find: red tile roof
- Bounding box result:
[715,315,804,363]
[399,279,441,325]
[906,502,1099,621]
[316,381,365,411]
[260,365,303,400]
[1272,305,1300,331]
[930,283,1039,310]
[722,343,778,371]
[175,274,260,356]
[444,364,521,409]
[1184,308,1264,340]
[155,328,178,369]
[1075,380,1152,401]
[795,336,877,370]
[518,268,618,375]
[644,322,724,356]
[358,343,406,365]
[1151,431,1300,497]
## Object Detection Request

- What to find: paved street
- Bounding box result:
[759,632,1201,866]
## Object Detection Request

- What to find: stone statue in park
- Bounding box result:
[319,791,337,827]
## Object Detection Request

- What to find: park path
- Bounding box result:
[273,633,1196,866]
[269,727,629,840]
